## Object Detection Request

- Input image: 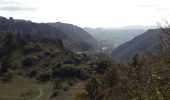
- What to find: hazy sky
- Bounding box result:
[0,0,170,28]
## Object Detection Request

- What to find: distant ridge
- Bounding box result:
[0,16,98,53]
[118,25,157,30]
[84,27,146,52]
[48,22,98,53]
[111,29,163,60]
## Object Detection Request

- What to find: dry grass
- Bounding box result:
[0,76,38,100]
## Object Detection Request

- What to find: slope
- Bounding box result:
[48,22,98,53]
[0,16,98,53]
[111,29,163,60]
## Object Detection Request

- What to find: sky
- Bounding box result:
[0,0,170,28]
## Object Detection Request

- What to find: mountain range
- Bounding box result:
[117,25,157,30]
[0,16,164,60]
[48,22,98,53]
[0,16,98,53]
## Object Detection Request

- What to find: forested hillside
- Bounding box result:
[112,29,163,60]
[0,16,98,53]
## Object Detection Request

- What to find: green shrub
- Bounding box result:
[0,55,11,73]
[44,51,55,57]
[29,70,38,77]
[63,58,75,64]
[95,60,111,74]
[22,43,42,53]
[50,90,59,99]
[37,70,52,81]
[2,69,15,82]
[22,55,39,67]
[52,64,88,79]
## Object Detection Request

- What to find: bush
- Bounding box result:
[52,64,88,79]
[37,70,52,81]
[50,90,59,99]
[22,43,42,53]
[44,51,55,57]
[22,55,39,67]
[1,69,15,82]
[85,75,101,100]
[95,60,111,74]
[0,55,11,73]
[102,66,120,87]
[29,70,38,77]
[74,88,87,100]
[63,58,75,64]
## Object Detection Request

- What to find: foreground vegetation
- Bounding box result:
[0,32,93,99]
[0,26,170,100]
[74,27,170,100]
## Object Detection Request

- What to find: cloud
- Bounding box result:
[0,0,21,5]
[138,4,159,8]
[0,0,38,12]
[138,4,169,11]
[0,6,38,11]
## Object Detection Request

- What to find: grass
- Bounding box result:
[0,76,39,100]
[0,75,84,100]
[0,32,90,100]
[0,75,54,100]
[49,81,84,100]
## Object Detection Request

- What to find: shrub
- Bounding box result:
[85,75,101,100]
[2,69,15,82]
[22,43,42,53]
[52,64,88,79]
[0,55,11,73]
[44,51,55,57]
[50,90,59,99]
[74,88,87,100]
[63,58,75,64]
[102,66,120,87]
[29,70,38,77]
[95,60,111,74]
[22,55,39,67]
[37,70,52,81]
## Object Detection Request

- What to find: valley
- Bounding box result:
[84,27,147,53]
[0,16,169,100]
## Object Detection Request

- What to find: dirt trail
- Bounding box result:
[33,85,44,100]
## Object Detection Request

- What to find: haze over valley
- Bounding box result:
[84,27,148,52]
[0,0,170,100]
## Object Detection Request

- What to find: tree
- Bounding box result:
[85,75,100,100]
[95,60,111,74]
[102,66,120,88]
[131,53,146,81]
